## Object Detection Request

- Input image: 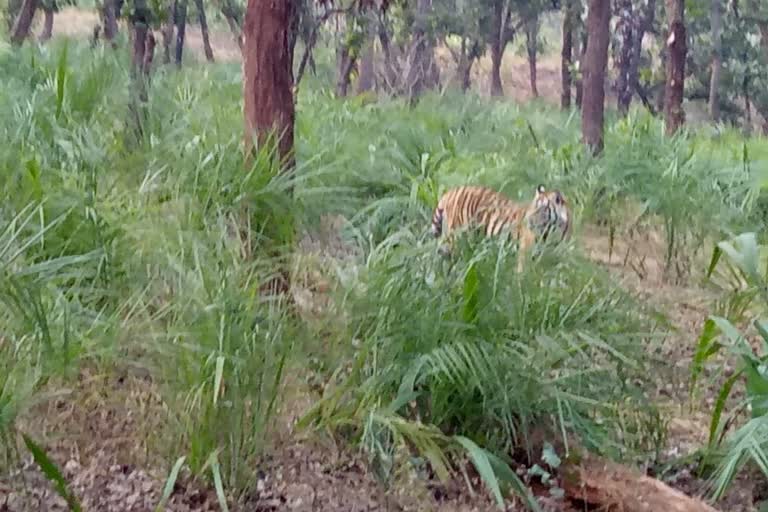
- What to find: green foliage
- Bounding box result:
[1,33,768,507]
[694,232,768,498]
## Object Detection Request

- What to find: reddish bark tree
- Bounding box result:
[560,0,573,109]
[243,0,296,170]
[581,0,611,154]
[9,0,38,45]
[663,0,686,135]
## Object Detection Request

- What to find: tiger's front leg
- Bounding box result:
[516,228,536,273]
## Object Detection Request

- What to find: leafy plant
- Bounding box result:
[693,232,768,498]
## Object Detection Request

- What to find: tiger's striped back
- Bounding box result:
[431,184,571,271]
[431,186,527,239]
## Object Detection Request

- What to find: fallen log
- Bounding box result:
[560,454,721,512]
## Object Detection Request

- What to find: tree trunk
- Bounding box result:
[242,0,296,295]
[458,39,475,93]
[489,0,505,96]
[581,0,611,154]
[102,0,118,44]
[575,30,587,108]
[39,5,53,41]
[335,43,355,97]
[193,0,215,62]
[525,16,539,98]
[628,0,656,111]
[663,0,686,135]
[561,0,573,109]
[130,22,149,138]
[224,14,242,50]
[9,0,38,45]
[615,0,634,115]
[162,0,175,64]
[356,27,375,95]
[243,0,296,169]
[406,0,433,103]
[174,0,188,67]
[708,0,722,121]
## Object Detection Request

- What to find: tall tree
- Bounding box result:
[708,0,722,121]
[581,0,611,154]
[561,0,574,109]
[39,0,56,42]
[102,0,119,44]
[243,0,296,170]
[489,0,510,96]
[9,0,38,45]
[614,0,634,115]
[356,18,375,95]
[575,30,587,107]
[193,0,215,61]
[175,0,188,67]
[663,0,686,134]
[525,14,539,98]
[627,0,656,113]
[406,0,434,102]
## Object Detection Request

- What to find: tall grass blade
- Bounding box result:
[154,456,187,512]
[22,432,81,512]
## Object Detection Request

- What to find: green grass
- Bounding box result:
[1,36,767,508]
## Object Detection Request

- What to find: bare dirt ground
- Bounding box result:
[1,10,762,511]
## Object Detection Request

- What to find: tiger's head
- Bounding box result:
[528,184,571,242]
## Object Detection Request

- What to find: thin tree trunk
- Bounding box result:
[406,0,432,103]
[378,16,398,89]
[335,43,354,97]
[581,0,611,154]
[458,38,475,92]
[561,0,573,109]
[489,0,505,96]
[9,0,38,45]
[39,4,53,41]
[162,0,175,64]
[525,16,539,98]
[224,14,242,50]
[103,0,118,43]
[664,0,686,135]
[629,0,656,111]
[615,0,634,115]
[130,22,149,138]
[356,24,375,95]
[575,30,587,107]
[243,0,295,167]
[174,0,188,67]
[708,0,722,121]
[193,0,215,62]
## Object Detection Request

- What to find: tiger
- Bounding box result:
[430,184,571,272]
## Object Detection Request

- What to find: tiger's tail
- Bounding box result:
[431,205,444,238]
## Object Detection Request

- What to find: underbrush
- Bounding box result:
[0,37,767,508]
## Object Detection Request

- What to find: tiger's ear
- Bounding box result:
[536,184,546,196]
